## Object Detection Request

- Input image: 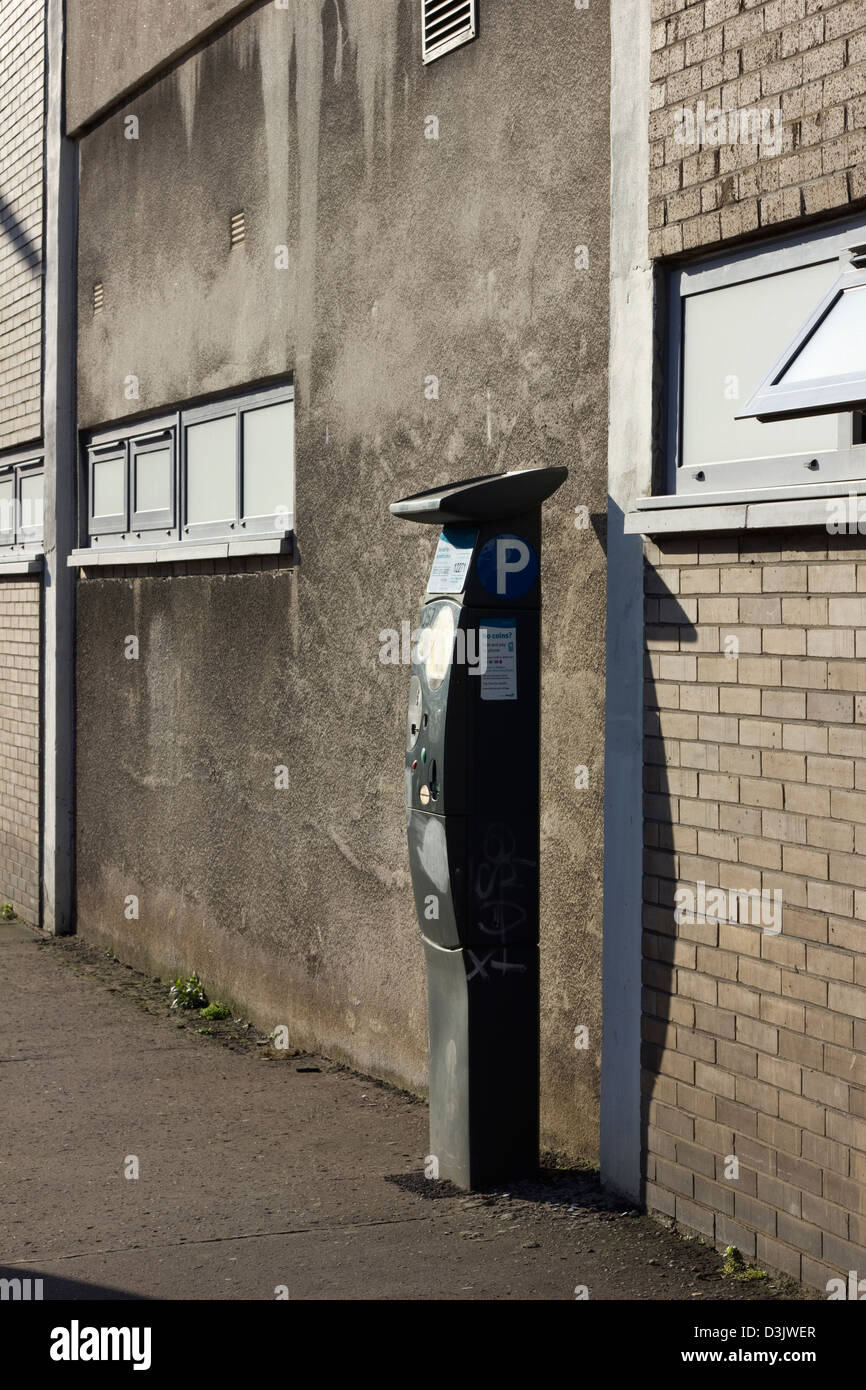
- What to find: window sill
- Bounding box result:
[67,534,295,568]
[626,479,866,537]
[0,551,44,574]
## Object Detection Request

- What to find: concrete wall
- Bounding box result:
[65,0,255,132]
[649,0,866,256]
[72,0,611,1158]
[0,576,41,923]
[0,0,44,448]
[76,1,290,427]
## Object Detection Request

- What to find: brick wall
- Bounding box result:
[0,0,44,448]
[643,529,866,1289]
[0,577,41,924]
[649,0,866,256]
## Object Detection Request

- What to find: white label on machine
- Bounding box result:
[480,620,517,701]
[427,527,478,594]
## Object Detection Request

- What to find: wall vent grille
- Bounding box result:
[230,210,246,246]
[92,282,104,313]
[422,0,477,64]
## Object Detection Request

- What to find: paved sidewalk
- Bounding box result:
[0,925,813,1301]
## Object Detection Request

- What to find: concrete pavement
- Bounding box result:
[0,925,812,1301]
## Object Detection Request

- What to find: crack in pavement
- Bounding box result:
[3,1213,440,1265]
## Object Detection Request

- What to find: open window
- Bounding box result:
[665,217,866,497]
[736,247,866,424]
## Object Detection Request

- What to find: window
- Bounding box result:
[83,382,293,551]
[737,247,866,424]
[422,0,477,64]
[666,217,866,496]
[0,454,44,551]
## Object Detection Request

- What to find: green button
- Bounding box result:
[421,747,427,764]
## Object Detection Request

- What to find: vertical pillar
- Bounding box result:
[42,0,77,935]
[600,0,653,1199]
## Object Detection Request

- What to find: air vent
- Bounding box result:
[92,282,104,313]
[422,0,477,64]
[230,210,246,247]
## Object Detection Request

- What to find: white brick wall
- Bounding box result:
[0,0,44,447]
[0,577,41,923]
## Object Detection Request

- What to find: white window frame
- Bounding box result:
[0,451,44,553]
[83,381,294,555]
[131,427,176,532]
[666,215,866,498]
[737,248,866,424]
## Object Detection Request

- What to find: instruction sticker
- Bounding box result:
[480,619,517,701]
[427,526,478,595]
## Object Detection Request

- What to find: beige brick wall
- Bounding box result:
[643,529,866,1290]
[0,578,41,923]
[0,0,44,448]
[649,0,866,256]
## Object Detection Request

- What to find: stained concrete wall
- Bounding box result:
[72,0,610,1158]
[65,0,256,132]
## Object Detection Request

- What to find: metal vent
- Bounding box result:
[422,0,477,64]
[92,282,104,313]
[230,210,246,247]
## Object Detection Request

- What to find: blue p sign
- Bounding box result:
[476,534,539,599]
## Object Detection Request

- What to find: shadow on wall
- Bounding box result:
[640,571,701,1222]
[0,192,41,274]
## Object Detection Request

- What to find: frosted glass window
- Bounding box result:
[0,477,14,535]
[682,260,839,468]
[186,416,236,524]
[242,402,292,520]
[135,448,172,513]
[781,284,866,385]
[20,473,43,532]
[93,456,125,518]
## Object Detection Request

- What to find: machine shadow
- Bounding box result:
[0,1264,151,1300]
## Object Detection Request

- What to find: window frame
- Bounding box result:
[666,215,866,498]
[736,252,866,424]
[130,427,176,532]
[17,463,45,547]
[83,381,294,553]
[0,452,45,552]
[88,438,129,537]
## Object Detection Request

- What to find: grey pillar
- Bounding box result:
[41,0,77,935]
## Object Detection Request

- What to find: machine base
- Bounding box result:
[422,935,539,1190]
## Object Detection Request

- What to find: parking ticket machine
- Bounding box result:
[390,465,567,1189]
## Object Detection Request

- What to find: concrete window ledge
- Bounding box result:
[67,536,295,568]
[627,483,866,537]
[0,552,44,574]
